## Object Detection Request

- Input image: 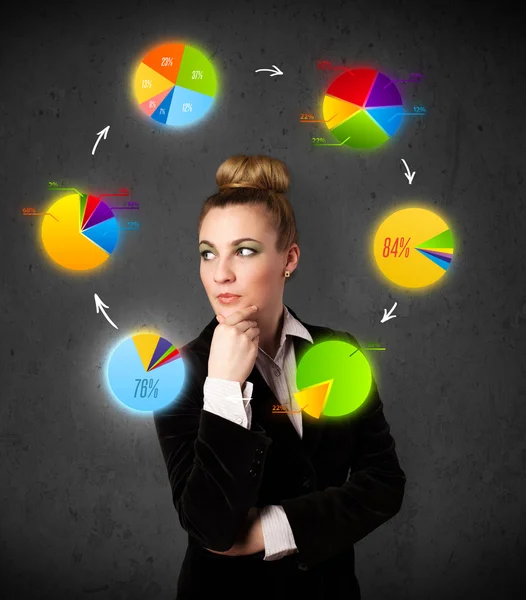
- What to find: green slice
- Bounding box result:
[79,194,87,229]
[176,45,217,97]
[416,229,454,249]
[331,109,389,149]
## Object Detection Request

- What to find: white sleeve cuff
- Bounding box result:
[203,377,253,428]
[260,505,298,561]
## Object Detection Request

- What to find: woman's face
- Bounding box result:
[199,204,294,319]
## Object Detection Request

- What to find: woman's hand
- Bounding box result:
[205,507,265,556]
[208,305,260,385]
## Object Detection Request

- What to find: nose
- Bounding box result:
[213,257,235,283]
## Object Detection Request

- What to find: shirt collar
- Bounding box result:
[277,304,314,348]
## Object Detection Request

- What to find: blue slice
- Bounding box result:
[166,85,214,126]
[82,217,119,254]
[365,106,404,137]
[151,87,175,125]
[416,249,450,270]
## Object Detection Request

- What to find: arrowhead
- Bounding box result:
[94,293,108,311]
[97,125,110,138]
[271,65,283,76]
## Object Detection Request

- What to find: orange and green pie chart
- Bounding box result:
[41,194,119,271]
[322,68,404,148]
[294,340,372,418]
[373,207,454,288]
[133,42,217,126]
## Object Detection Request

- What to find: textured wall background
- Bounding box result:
[1,0,525,598]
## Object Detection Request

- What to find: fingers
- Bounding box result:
[221,305,258,326]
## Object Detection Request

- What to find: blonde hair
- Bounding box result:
[198,155,299,262]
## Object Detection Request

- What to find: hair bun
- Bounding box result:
[216,155,289,194]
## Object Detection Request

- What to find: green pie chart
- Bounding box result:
[294,340,372,418]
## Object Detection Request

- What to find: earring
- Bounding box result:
[284,270,290,278]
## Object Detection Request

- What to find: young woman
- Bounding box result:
[153,154,406,600]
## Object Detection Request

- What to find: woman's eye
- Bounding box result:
[238,247,256,257]
[200,247,256,260]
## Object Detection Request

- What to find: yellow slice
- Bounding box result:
[134,62,175,104]
[323,95,361,129]
[294,379,333,419]
[132,334,161,372]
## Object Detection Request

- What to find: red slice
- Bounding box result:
[142,43,185,85]
[326,68,378,108]
[81,195,100,229]
[149,348,181,370]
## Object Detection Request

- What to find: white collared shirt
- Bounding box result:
[203,304,313,560]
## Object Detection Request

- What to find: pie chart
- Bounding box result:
[294,340,372,419]
[107,333,186,412]
[41,194,119,270]
[322,68,404,149]
[133,42,217,126]
[373,207,455,288]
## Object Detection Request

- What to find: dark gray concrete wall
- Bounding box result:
[1,0,525,598]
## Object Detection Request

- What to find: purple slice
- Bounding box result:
[416,249,452,261]
[148,337,173,371]
[83,200,114,230]
[365,73,403,108]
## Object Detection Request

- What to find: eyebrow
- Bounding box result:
[198,237,262,247]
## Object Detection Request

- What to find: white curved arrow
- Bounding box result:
[255,65,283,77]
[401,159,415,184]
[92,125,110,155]
[381,302,398,323]
[94,293,118,329]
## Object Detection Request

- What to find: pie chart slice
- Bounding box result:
[41,194,119,270]
[322,68,404,148]
[134,42,217,126]
[365,72,403,107]
[107,333,186,412]
[365,106,404,137]
[134,62,175,105]
[330,109,389,148]
[323,95,361,129]
[325,68,377,106]
[141,43,185,85]
[373,207,455,288]
[294,379,333,418]
[294,341,372,418]
[166,85,215,126]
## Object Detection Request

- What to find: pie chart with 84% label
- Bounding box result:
[107,333,186,412]
[41,194,119,271]
[293,340,373,419]
[133,42,218,126]
[373,207,455,288]
[322,68,405,149]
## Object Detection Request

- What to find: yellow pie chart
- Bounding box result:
[373,207,454,288]
[41,193,119,271]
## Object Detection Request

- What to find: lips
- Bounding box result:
[217,294,240,299]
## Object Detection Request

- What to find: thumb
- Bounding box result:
[216,314,224,323]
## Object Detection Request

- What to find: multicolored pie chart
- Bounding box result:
[41,194,118,270]
[373,207,455,288]
[133,42,217,126]
[322,68,404,149]
[107,333,186,412]
[294,340,372,418]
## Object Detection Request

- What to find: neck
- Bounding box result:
[258,302,285,359]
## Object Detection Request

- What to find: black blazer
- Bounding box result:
[153,305,406,600]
